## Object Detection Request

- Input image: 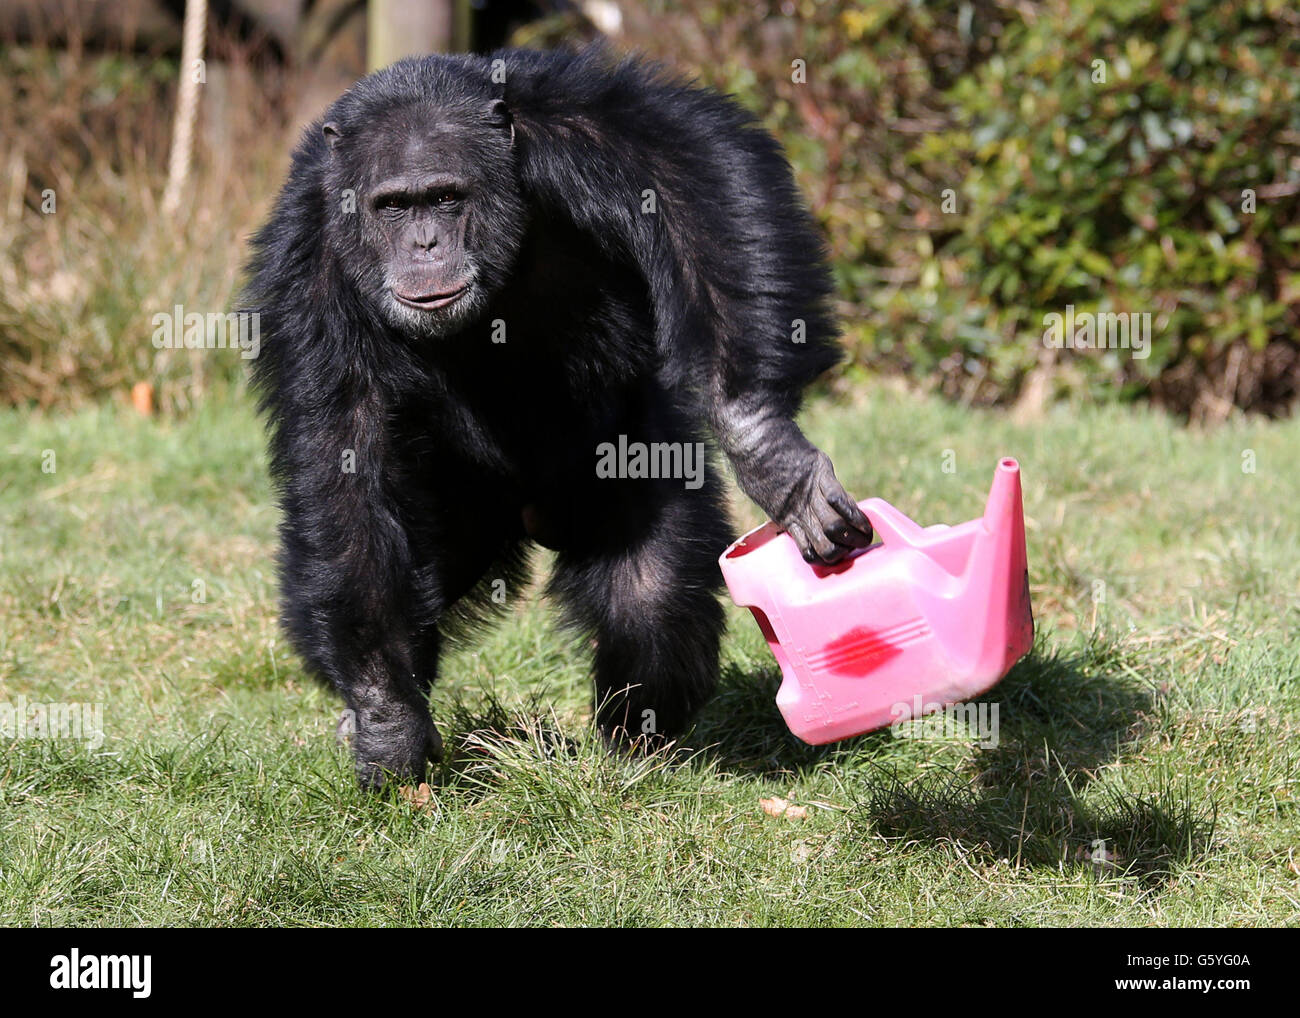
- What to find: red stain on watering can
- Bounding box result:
[720,457,1035,744]
[813,624,908,676]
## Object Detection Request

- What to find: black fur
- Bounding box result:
[244,48,872,787]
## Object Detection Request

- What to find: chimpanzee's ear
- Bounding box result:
[487,100,514,147]
[322,122,342,151]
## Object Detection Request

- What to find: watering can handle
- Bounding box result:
[862,497,924,549]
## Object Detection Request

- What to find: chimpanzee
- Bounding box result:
[244,47,872,787]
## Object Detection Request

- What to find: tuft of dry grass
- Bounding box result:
[0,33,292,411]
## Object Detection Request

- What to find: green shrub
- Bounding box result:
[921,0,1300,416]
[623,0,1300,416]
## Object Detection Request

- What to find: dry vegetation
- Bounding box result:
[0,32,291,410]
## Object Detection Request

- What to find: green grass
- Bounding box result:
[0,386,1297,926]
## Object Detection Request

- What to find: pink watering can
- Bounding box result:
[719,457,1034,744]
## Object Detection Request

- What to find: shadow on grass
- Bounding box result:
[421,629,1217,881]
[689,631,1218,881]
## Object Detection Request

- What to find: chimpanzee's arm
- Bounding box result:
[503,47,873,562]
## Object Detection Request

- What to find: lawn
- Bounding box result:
[0,385,1296,926]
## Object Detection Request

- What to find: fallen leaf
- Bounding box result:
[760,796,807,820]
[399,782,433,810]
[760,796,790,817]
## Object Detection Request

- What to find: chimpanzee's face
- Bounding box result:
[323,101,525,338]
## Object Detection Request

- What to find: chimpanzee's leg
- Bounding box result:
[274,404,526,787]
[548,471,733,746]
[279,515,443,788]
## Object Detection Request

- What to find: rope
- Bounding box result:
[161,0,208,216]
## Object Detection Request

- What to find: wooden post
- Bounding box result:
[368,0,467,70]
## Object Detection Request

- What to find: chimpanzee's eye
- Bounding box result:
[431,191,460,207]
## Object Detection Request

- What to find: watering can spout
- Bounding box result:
[984,457,1024,533]
[967,457,1033,674]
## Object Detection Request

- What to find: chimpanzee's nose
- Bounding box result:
[411,221,438,251]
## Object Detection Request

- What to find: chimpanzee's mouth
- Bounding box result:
[393,286,468,310]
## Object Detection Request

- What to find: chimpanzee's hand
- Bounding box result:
[772,448,874,564]
[348,698,443,790]
[714,407,874,565]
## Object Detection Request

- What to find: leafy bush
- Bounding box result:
[623,0,1300,417]
[922,0,1300,417]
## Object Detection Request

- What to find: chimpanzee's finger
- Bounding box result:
[827,489,874,540]
[789,520,840,564]
[823,516,873,550]
[786,522,817,563]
